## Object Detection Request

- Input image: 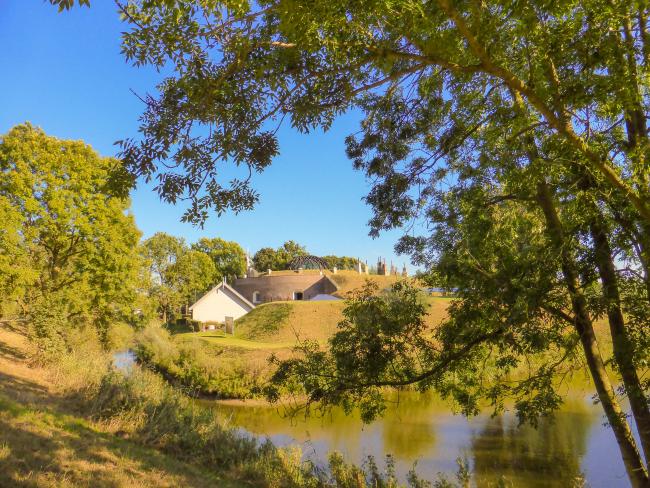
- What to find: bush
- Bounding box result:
[134,325,180,371]
[105,322,135,350]
[29,299,69,360]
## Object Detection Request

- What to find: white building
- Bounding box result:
[189,281,255,324]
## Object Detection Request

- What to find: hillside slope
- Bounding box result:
[234,294,450,344]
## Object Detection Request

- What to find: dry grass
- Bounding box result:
[326,270,405,296]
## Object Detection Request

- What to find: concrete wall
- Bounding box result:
[190,286,252,323]
[233,274,337,303]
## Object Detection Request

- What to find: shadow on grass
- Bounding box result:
[0,371,52,408]
[0,340,26,361]
[0,395,226,487]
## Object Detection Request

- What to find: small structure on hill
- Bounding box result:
[189,280,255,324]
[288,255,330,270]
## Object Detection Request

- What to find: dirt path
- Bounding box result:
[0,322,237,487]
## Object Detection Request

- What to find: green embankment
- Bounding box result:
[134,296,450,400]
[0,324,237,487]
[181,295,449,349]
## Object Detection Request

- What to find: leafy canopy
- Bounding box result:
[0,124,143,342]
[117,0,650,229]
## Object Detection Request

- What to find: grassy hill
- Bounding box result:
[235,300,346,342]
[234,293,449,343]
[158,287,452,399]
[326,270,404,297]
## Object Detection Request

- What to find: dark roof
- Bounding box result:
[288,255,330,270]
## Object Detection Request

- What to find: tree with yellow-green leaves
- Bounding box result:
[0,124,144,348]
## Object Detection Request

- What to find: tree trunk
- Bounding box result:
[536,181,650,487]
[589,212,650,465]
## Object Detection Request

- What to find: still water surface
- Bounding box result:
[217,388,631,487]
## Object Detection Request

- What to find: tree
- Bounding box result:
[252,247,277,273]
[117,0,650,228]
[276,240,308,268]
[269,96,650,485]
[111,1,650,483]
[0,124,143,343]
[252,241,308,271]
[165,249,216,312]
[141,232,187,323]
[141,232,186,285]
[322,256,360,271]
[191,237,246,282]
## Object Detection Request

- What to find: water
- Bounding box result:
[216,389,632,487]
[112,349,137,373]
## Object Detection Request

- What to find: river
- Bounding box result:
[216,388,633,487]
[113,351,633,486]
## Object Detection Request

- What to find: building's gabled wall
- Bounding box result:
[190,286,252,323]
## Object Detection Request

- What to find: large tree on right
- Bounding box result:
[111,1,650,484]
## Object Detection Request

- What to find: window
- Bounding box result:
[293,291,303,301]
[252,291,261,304]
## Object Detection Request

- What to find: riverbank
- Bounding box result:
[0,322,232,487]
[0,321,440,487]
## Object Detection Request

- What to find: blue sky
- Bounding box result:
[1,1,416,270]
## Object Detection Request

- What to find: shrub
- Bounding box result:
[105,322,135,350]
[134,325,180,371]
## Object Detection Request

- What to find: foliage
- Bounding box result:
[322,256,361,271]
[0,124,144,343]
[267,281,435,421]
[134,324,265,399]
[166,249,216,307]
[141,232,187,322]
[141,233,250,321]
[253,240,308,271]
[116,0,650,227]
[141,232,221,321]
[48,0,89,11]
[192,236,246,281]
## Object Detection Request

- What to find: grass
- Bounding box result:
[0,323,237,487]
[0,395,229,487]
[177,332,296,350]
[137,292,452,400]
[0,321,438,488]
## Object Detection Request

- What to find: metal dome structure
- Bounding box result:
[288,255,330,270]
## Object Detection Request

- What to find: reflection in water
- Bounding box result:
[382,392,437,460]
[470,402,592,487]
[215,392,628,487]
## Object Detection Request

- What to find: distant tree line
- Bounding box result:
[251,241,358,272]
